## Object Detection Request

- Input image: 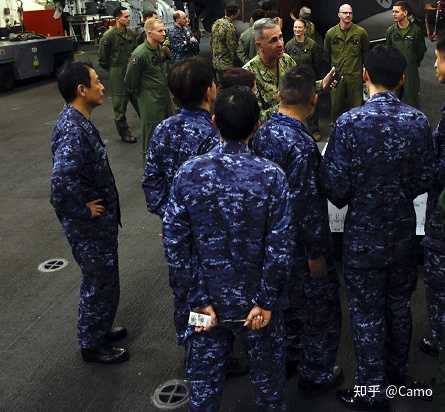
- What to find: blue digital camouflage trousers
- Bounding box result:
[344,264,417,399]
[185,314,286,411]
[70,231,120,349]
[424,247,445,345]
[285,256,341,384]
[424,247,445,412]
[300,263,341,384]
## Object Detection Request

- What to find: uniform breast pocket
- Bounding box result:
[348,38,361,56]
[405,36,416,50]
[331,37,342,49]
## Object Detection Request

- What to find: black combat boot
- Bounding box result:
[115,120,137,143]
[81,345,129,364]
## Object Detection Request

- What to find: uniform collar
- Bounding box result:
[396,22,412,31]
[116,26,129,37]
[144,40,161,51]
[64,105,104,146]
[271,111,308,131]
[220,139,251,155]
[180,107,212,121]
[257,55,287,81]
[366,91,399,104]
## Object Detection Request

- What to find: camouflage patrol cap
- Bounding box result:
[299,6,311,19]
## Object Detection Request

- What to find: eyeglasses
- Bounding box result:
[340,12,353,15]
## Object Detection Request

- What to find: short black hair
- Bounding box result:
[57,61,93,103]
[251,8,266,22]
[364,45,407,89]
[393,1,410,13]
[225,4,239,17]
[220,68,256,90]
[168,57,214,109]
[113,6,127,19]
[437,35,445,53]
[280,65,316,106]
[214,86,259,141]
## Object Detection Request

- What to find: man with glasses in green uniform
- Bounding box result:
[324,3,369,123]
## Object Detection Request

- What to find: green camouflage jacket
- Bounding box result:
[211,17,238,71]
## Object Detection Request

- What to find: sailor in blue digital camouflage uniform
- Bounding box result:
[167,10,199,64]
[163,86,291,411]
[142,57,218,347]
[50,62,129,364]
[142,57,219,220]
[321,46,434,410]
[422,36,445,412]
[252,65,342,395]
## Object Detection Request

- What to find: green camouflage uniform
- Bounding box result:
[237,26,256,66]
[98,26,138,139]
[243,53,323,122]
[211,16,238,82]
[386,22,426,108]
[305,20,316,41]
[324,23,369,121]
[125,41,173,160]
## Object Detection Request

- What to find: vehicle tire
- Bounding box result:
[0,64,15,92]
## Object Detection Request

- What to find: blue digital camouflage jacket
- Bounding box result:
[252,112,331,264]
[50,105,120,239]
[321,91,433,267]
[142,108,220,218]
[168,25,199,64]
[163,140,292,323]
[424,104,445,252]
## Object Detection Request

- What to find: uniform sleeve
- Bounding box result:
[254,171,291,310]
[361,29,370,62]
[385,26,393,47]
[50,130,92,220]
[141,125,169,218]
[163,173,211,310]
[227,25,238,65]
[284,39,292,55]
[124,53,143,96]
[439,188,445,215]
[98,31,112,70]
[415,27,427,65]
[289,145,330,260]
[409,116,435,197]
[237,30,250,65]
[320,117,353,208]
[324,31,331,65]
[312,42,325,73]
[171,29,189,58]
[189,30,200,55]
[435,116,445,186]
